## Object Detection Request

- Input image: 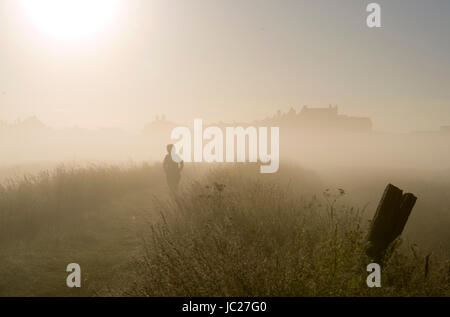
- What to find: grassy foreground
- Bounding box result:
[0,163,449,296]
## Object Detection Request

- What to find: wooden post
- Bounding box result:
[366,184,417,261]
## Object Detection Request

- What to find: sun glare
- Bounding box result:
[20,0,121,42]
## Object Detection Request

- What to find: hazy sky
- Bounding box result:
[0,0,449,132]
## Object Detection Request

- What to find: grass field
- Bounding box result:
[0,163,449,296]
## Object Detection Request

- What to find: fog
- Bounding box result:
[1,0,450,297]
[2,0,449,174]
[1,110,450,176]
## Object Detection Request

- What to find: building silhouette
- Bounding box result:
[296,105,372,133]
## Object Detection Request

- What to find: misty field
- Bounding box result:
[0,163,449,296]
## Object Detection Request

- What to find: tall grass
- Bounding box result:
[131,167,450,296]
[0,163,448,296]
[0,163,160,243]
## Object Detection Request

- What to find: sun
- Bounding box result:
[20,0,122,42]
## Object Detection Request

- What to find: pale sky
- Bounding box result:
[0,0,449,132]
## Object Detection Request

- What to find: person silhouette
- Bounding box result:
[163,144,184,192]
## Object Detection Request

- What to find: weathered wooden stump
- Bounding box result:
[366,184,417,261]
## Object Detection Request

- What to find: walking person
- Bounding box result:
[163,144,184,192]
